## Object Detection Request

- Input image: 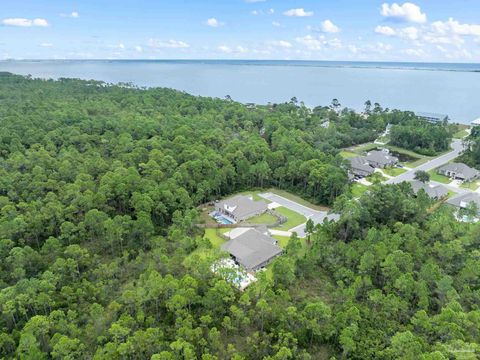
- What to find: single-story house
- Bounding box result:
[221,228,283,271]
[447,193,480,214]
[366,150,399,168]
[409,180,448,200]
[215,195,268,223]
[437,163,480,182]
[349,156,375,177]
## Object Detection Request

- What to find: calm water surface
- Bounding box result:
[1,60,479,124]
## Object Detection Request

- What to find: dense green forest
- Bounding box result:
[0,73,478,359]
[457,126,480,169]
[389,118,453,156]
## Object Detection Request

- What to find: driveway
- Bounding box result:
[386,139,464,184]
[258,192,334,237]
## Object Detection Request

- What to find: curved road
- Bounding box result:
[385,139,464,184]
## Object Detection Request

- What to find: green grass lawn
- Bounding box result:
[427,170,451,184]
[382,167,407,177]
[272,235,291,248]
[453,129,469,139]
[273,206,307,230]
[351,183,369,197]
[244,212,277,225]
[350,142,378,153]
[460,180,480,191]
[400,157,430,168]
[203,228,226,248]
[339,150,358,158]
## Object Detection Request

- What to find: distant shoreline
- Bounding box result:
[1,59,480,73]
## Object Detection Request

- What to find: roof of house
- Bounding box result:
[221,228,282,270]
[447,192,480,209]
[217,195,268,219]
[472,118,480,125]
[366,151,399,165]
[415,111,449,120]
[349,156,375,174]
[409,180,448,199]
[437,163,480,178]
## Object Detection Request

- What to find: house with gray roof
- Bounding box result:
[415,111,449,123]
[215,195,268,223]
[349,156,375,178]
[221,228,283,271]
[366,150,399,168]
[437,163,480,182]
[409,180,448,200]
[447,193,480,215]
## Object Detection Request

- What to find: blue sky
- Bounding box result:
[1,0,480,62]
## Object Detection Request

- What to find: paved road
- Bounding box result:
[258,192,335,237]
[386,139,464,184]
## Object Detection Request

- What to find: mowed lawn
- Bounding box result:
[273,206,307,230]
[245,212,277,225]
[382,167,407,177]
[351,183,368,197]
[428,170,451,184]
[203,228,227,248]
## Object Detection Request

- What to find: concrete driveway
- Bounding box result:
[258,192,335,237]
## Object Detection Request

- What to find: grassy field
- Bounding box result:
[273,206,307,230]
[203,228,227,248]
[244,212,277,225]
[272,235,291,248]
[453,129,469,139]
[460,180,480,191]
[428,170,451,184]
[382,167,407,177]
[351,183,369,197]
[339,150,358,158]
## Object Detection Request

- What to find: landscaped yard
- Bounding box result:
[273,206,307,230]
[460,180,480,191]
[427,170,451,184]
[272,235,291,248]
[244,212,277,225]
[382,167,407,177]
[351,183,369,197]
[266,188,329,211]
[203,228,227,248]
[339,150,358,158]
[453,129,469,139]
[366,172,387,183]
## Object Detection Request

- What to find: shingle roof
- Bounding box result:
[366,151,398,166]
[409,180,448,199]
[217,195,268,219]
[447,192,480,209]
[438,163,480,179]
[221,228,282,270]
[349,156,375,174]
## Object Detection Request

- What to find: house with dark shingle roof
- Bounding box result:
[215,195,268,223]
[447,193,480,215]
[349,156,375,178]
[409,180,448,200]
[366,150,399,168]
[437,163,480,182]
[221,228,283,271]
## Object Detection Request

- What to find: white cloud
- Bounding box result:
[296,35,342,50]
[61,12,79,18]
[2,18,49,27]
[272,21,281,27]
[381,2,427,23]
[206,18,223,27]
[148,39,190,49]
[268,40,293,48]
[218,45,249,54]
[283,8,313,17]
[402,48,426,57]
[268,8,275,14]
[431,18,480,37]
[118,43,125,50]
[321,20,340,33]
[40,43,53,47]
[251,10,259,15]
[135,46,143,52]
[375,25,396,36]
